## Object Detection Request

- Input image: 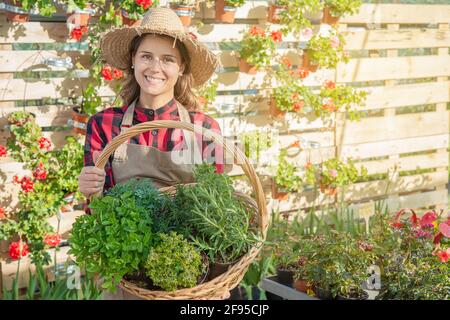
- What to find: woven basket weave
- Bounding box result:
[94,120,269,300]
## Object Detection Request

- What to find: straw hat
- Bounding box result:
[100,7,220,87]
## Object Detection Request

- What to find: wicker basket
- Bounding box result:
[93,120,269,300]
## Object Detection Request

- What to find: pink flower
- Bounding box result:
[249,26,265,37]
[0,145,6,157]
[44,234,61,247]
[38,137,53,151]
[329,169,338,178]
[437,248,450,263]
[33,162,47,180]
[438,220,450,238]
[301,27,313,41]
[13,176,34,193]
[330,36,340,48]
[420,210,438,228]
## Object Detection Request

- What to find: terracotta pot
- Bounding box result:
[71,106,89,135]
[239,58,258,74]
[271,180,289,201]
[4,0,29,22]
[302,52,319,72]
[293,279,310,293]
[172,5,194,27]
[215,0,237,23]
[121,9,140,27]
[60,192,76,213]
[321,6,340,25]
[276,267,294,287]
[269,96,286,119]
[267,4,287,23]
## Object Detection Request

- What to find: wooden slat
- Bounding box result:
[340,133,449,159]
[336,55,450,83]
[341,4,450,25]
[339,111,449,145]
[0,105,72,127]
[344,171,448,202]
[0,20,70,44]
[344,28,450,51]
[0,50,90,73]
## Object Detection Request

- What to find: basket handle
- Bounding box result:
[93,119,269,235]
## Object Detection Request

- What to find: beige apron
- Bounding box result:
[101,99,203,300]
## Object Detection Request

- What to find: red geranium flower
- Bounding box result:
[135,0,153,10]
[305,162,313,170]
[113,68,123,80]
[249,26,265,37]
[322,103,337,112]
[0,145,6,157]
[33,162,47,181]
[38,137,53,151]
[288,140,301,149]
[13,176,34,193]
[324,80,336,89]
[293,101,304,111]
[296,67,309,79]
[101,66,114,81]
[70,26,88,41]
[270,31,283,42]
[437,248,450,263]
[0,207,5,220]
[44,234,61,247]
[9,241,29,260]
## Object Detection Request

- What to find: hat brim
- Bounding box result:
[100,26,220,87]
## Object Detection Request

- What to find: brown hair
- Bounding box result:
[119,33,201,111]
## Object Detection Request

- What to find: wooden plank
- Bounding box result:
[344,171,448,202]
[0,50,90,73]
[340,134,449,160]
[0,21,71,44]
[340,111,449,145]
[344,28,450,51]
[341,4,450,25]
[336,55,450,83]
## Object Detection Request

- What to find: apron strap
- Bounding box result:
[113,99,137,162]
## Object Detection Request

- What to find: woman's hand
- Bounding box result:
[78,151,106,197]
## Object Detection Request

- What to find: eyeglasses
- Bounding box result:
[135,53,180,70]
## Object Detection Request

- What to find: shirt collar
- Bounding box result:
[134,97,177,116]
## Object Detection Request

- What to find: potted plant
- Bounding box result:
[170,0,198,27]
[66,0,95,39]
[4,0,56,22]
[144,232,207,291]
[322,0,362,25]
[238,26,280,74]
[273,148,303,198]
[172,164,262,280]
[318,80,367,120]
[303,27,349,71]
[306,232,377,300]
[194,77,218,111]
[267,0,287,24]
[276,0,322,36]
[214,0,245,24]
[317,157,367,196]
[119,0,159,26]
[70,82,103,135]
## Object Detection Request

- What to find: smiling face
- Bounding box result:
[131,34,185,104]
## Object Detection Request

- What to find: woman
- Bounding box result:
[78,7,230,299]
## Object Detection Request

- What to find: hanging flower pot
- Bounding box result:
[60,192,76,213]
[171,5,195,27]
[215,0,237,23]
[121,9,141,26]
[238,58,258,74]
[321,6,340,25]
[271,179,289,201]
[66,4,93,28]
[269,96,286,119]
[267,3,287,23]
[71,106,89,135]
[4,0,29,22]
[302,51,319,73]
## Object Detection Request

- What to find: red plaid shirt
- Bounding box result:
[84,98,225,194]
